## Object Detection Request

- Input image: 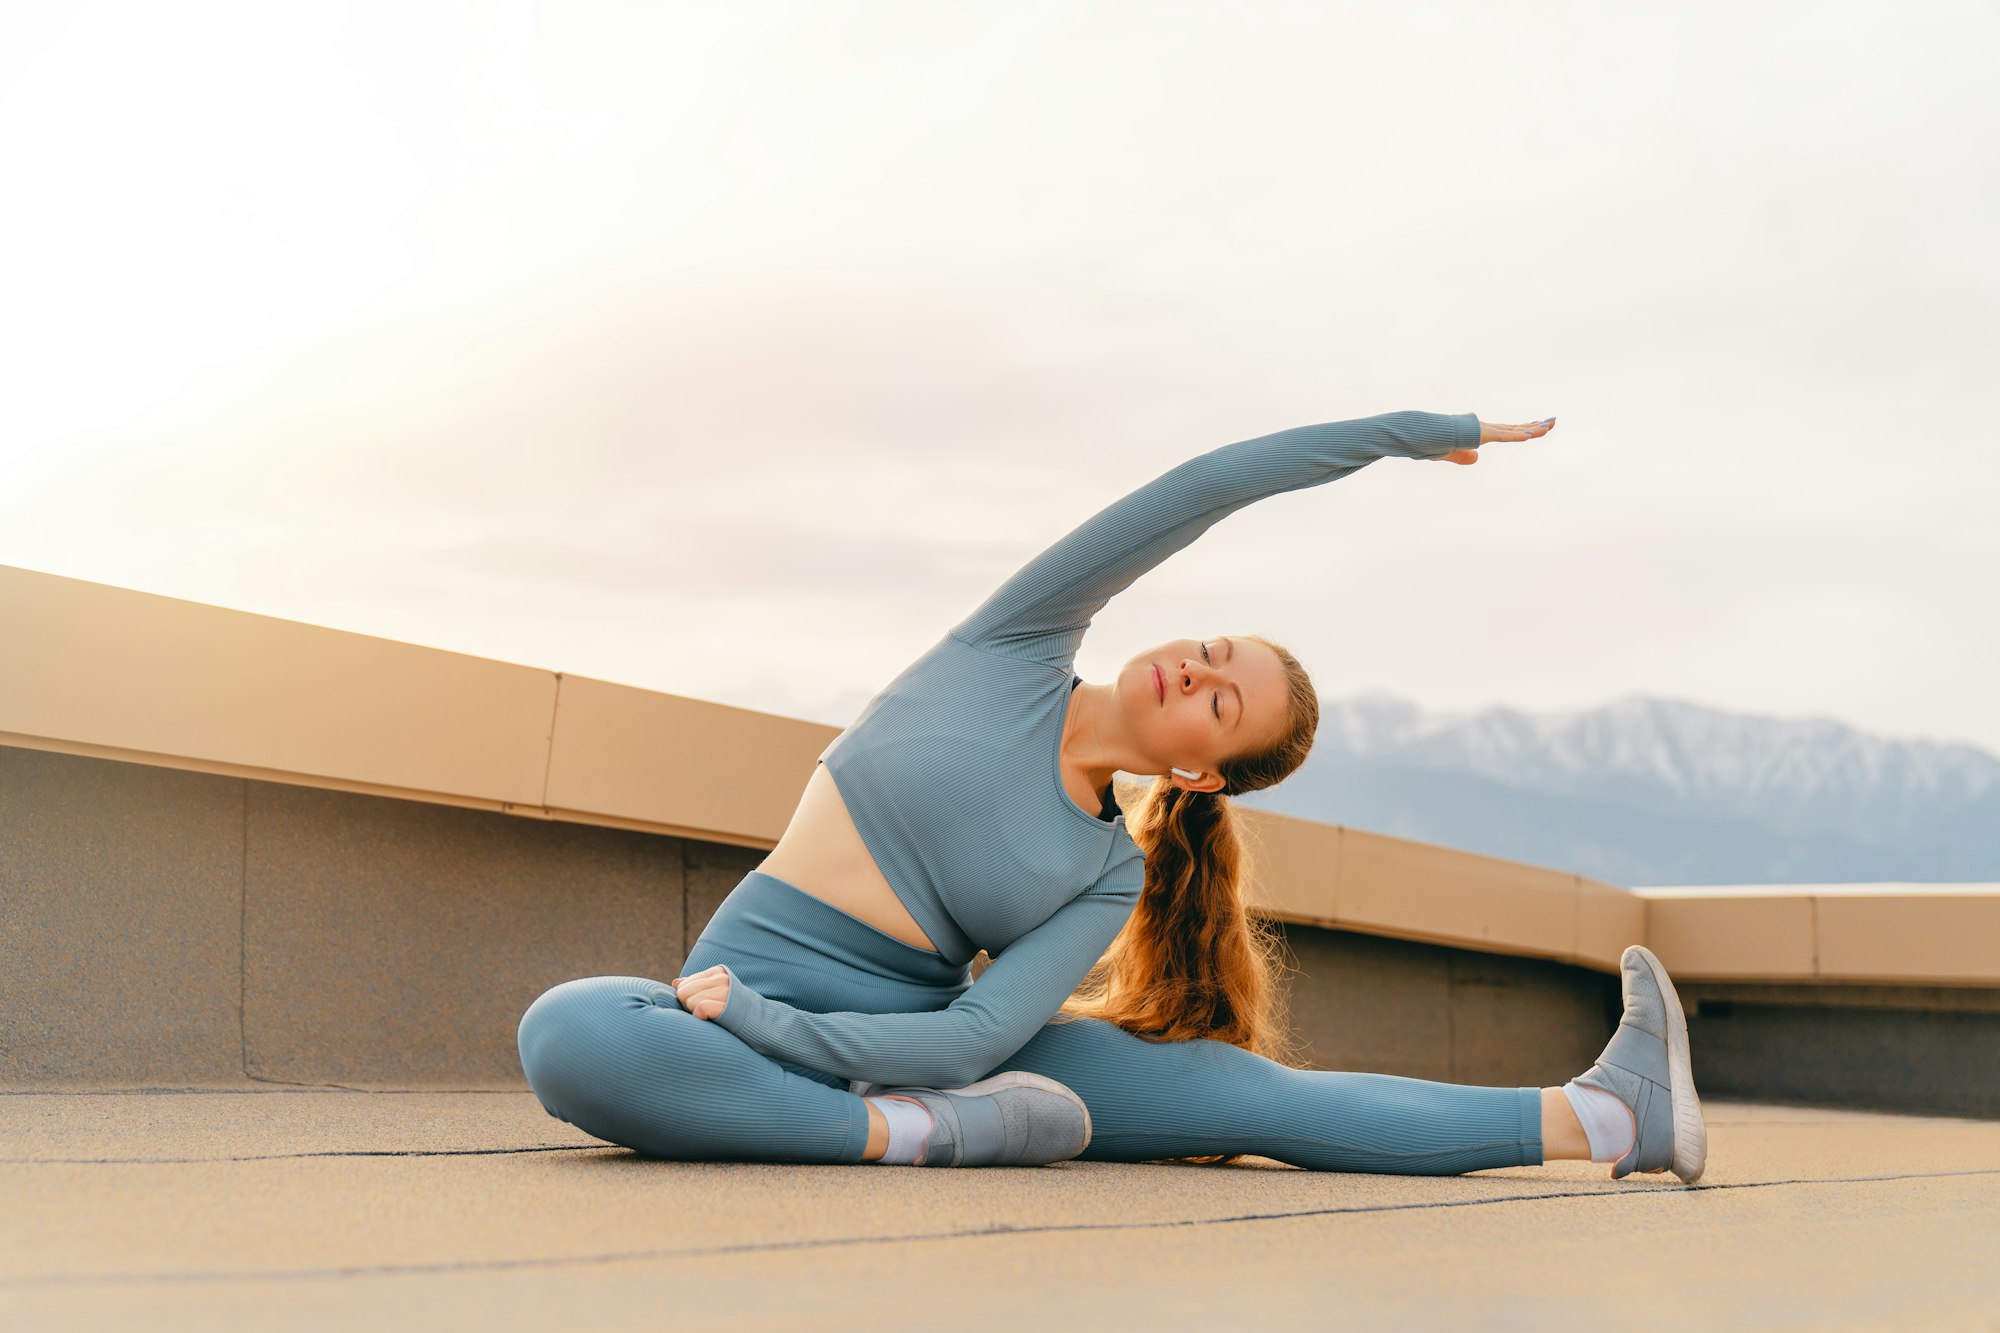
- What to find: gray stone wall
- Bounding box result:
[1274,927,1618,1087]
[7,742,1992,1116]
[2,744,705,1088]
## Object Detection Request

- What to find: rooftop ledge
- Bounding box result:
[4,561,1993,987]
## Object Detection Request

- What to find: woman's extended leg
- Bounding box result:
[991,1015,1544,1174]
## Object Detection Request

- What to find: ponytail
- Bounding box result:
[1060,634,1321,1072]
[1059,780,1291,1060]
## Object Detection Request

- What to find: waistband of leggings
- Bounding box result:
[711,870,969,987]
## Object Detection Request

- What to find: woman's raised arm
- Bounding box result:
[944,410,1542,669]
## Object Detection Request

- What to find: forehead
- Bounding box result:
[1224,635,1292,709]
[1218,638,1294,754]
[1223,635,1285,675]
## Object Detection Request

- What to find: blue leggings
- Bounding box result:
[516,871,1544,1173]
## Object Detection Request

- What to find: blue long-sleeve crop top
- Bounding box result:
[710,409,1483,1087]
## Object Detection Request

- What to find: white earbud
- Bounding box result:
[1171,767,1202,780]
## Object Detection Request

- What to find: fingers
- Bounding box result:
[1475,416,1557,447]
[673,965,732,1020]
[678,988,725,1019]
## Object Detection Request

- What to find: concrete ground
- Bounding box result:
[3,1091,1998,1331]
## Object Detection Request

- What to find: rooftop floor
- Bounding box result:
[4,1091,1997,1329]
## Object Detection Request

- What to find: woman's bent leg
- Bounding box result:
[517,975,871,1163]
[994,1017,1543,1175]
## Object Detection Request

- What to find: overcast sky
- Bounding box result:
[3,0,1996,752]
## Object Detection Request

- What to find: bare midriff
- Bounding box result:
[759,749,1117,959]
[756,761,942,954]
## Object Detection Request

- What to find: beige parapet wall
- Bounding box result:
[4,562,1993,986]
[1639,885,2000,988]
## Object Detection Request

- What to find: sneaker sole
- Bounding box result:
[1624,944,1707,1184]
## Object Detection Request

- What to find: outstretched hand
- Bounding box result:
[671,964,732,1020]
[1437,416,1557,465]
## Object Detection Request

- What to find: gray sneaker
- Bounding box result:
[861,1071,1092,1167]
[1572,944,1708,1184]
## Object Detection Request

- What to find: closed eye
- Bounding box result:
[1202,642,1220,719]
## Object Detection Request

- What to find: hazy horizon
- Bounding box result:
[4,1,1996,753]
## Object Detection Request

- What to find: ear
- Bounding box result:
[1172,768,1226,795]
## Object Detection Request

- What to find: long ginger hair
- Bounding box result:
[1059,634,1320,1075]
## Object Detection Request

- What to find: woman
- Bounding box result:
[517,409,1707,1182]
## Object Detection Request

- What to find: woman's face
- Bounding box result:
[1114,635,1293,784]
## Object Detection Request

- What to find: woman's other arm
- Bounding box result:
[677,880,1139,1089]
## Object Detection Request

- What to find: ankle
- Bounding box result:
[1562,1080,1637,1164]
[865,1095,935,1165]
[1539,1086,1591,1161]
[861,1100,888,1162]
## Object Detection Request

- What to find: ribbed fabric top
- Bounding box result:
[711,409,1482,1087]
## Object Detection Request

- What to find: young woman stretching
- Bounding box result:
[517,409,1708,1183]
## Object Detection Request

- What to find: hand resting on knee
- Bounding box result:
[671,965,734,1020]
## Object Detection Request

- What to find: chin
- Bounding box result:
[1120,658,1150,713]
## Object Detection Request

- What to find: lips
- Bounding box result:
[1153,663,1164,704]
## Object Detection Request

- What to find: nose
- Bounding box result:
[1177,657,1217,689]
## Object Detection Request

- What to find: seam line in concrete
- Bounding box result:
[1446,951,1459,1081]
[1,1145,599,1165]
[0,1088,532,1096]
[1810,893,1821,977]
[8,1167,1998,1290]
[238,779,248,1081]
[539,673,562,809]
[239,1074,384,1091]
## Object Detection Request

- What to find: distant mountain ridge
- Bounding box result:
[1231,692,2000,886]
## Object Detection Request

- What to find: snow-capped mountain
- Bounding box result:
[1232,692,2000,886]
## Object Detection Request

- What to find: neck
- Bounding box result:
[1061,680,1147,793]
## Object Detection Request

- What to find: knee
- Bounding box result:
[517,976,737,1156]
[517,975,677,1112]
